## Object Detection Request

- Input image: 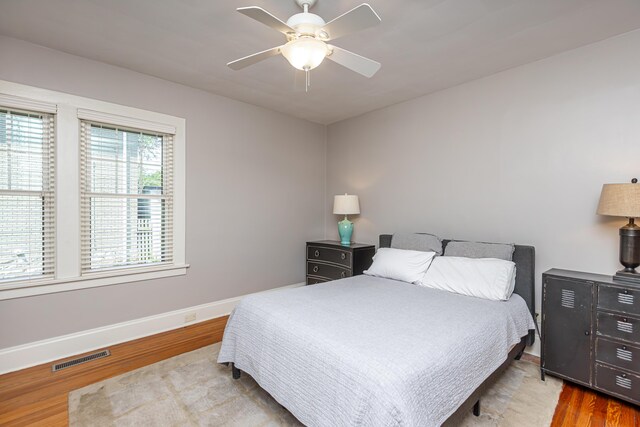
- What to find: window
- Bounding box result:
[0,107,55,283]
[0,83,186,301]
[80,122,173,272]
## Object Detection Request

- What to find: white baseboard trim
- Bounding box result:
[0,282,304,375]
[525,320,541,357]
[525,345,540,358]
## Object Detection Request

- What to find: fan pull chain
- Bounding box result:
[304,66,311,92]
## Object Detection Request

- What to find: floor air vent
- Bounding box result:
[52,349,111,372]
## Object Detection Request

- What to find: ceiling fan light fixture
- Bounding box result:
[228,2,382,87]
[281,37,328,71]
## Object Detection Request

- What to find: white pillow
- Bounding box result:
[364,248,436,284]
[418,256,516,301]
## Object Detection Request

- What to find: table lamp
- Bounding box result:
[333,194,360,246]
[597,178,640,284]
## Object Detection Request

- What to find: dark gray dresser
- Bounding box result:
[306,240,375,285]
[542,269,640,405]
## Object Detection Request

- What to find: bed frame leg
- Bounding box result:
[231,363,241,380]
[473,400,480,417]
[514,348,524,360]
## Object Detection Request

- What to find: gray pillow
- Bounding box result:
[391,233,443,255]
[444,240,515,261]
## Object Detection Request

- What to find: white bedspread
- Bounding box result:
[217,275,534,426]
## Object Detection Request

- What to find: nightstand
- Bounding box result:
[542,269,640,405]
[306,240,375,285]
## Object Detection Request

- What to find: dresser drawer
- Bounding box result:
[307,276,330,285]
[597,312,640,343]
[596,364,640,404]
[599,285,640,316]
[307,245,351,268]
[307,261,350,280]
[596,337,640,374]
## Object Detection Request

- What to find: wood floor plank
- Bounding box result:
[574,387,598,427]
[520,353,540,364]
[0,393,68,426]
[616,398,637,427]
[551,381,640,427]
[551,384,573,427]
[606,398,622,426]
[591,391,610,427]
[569,386,587,426]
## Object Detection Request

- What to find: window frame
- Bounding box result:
[0,81,187,301]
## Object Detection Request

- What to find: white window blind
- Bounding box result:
[80,121,173,272]
[0,108,55,282]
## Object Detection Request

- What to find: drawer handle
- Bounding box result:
[314,250,320,257]
[341,271,346,278]
[619,292,634,305]
[341,253,346,260]
[584,331,590,336]
[313,266,319,273]
[617,319,634,333]
[616,374,632,389]
[618,346,633,361]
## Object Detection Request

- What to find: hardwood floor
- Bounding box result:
[551,382,640,426]
[0,315,228,427]
[2,320,639,427]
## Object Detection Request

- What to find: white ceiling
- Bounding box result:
[1,0,640,124]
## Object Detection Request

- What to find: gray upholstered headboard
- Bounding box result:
[379,234,536,346]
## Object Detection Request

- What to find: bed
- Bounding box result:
[218,235,536,426]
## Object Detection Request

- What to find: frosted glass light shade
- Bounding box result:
[333,194,360,215]
[281,38,328,71]
[597,182,640,218]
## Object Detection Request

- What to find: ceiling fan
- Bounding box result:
[227,0,382,91]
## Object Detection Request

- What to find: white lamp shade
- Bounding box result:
[333,194,360,215]
[281,38,328,71]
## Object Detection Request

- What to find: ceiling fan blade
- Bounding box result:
[326,45,381,78]
[227,46,283,70]
[237,7,294,35]
[321,4,381,41]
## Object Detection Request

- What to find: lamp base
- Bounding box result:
[337,217,353,246]
[618,220,640,283]
[614,270,640,285]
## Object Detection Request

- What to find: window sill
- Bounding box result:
[0,264,189,301]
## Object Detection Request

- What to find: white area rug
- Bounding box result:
[69,343,562,426]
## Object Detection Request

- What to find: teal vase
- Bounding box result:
[337,216,353,246]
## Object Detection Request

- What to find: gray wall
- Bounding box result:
[325,29,640,316]
[0,36,326,348]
